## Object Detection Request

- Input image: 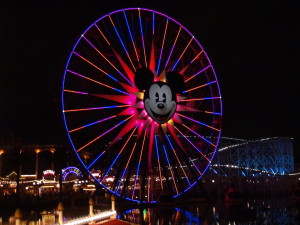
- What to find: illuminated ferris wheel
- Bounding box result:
[62,8,222,203]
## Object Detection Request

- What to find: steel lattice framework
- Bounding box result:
[210,137,294,178]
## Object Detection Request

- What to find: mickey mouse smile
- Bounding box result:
[146,101,176,123]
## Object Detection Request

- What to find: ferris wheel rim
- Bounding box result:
[61,7,222,203]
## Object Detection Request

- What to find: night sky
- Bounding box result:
[0,1,299,161]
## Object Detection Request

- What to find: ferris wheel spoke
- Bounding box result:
[187,155,203,176]
[122,10,140,64]
[100,126,138,183]
[120,163,138,198]
[176,103,221,116]
[66,70,130,95]
[154,135,164,190]
[131,131,147,199]
[152,12,155,35]
[179,50,204,75]
[63,105,129,113]
[184,65,212,83]
[162,145,179,195]
[171,36,194,71]
[138,8,148,67]
[108,15,137,72]
[64,89,88,95]
[165,135,191,186]
[64,89,134,105]
[93,23,136,85]
[173,125,211,163]
[156,17,169,75]
[94,24,110,46]
[165,134,201,180]
[190,50,204,64]
[87,151,106,170]
[177,113,220,132]
[68,115,117,133]
[81,36,134,86]
[115,142,137,193]
[182,80,217,94]
[179,123,217,148]
[164,27,182,69]
[73,52,119,82]
[179,96,221,103]
[76,115,133,152]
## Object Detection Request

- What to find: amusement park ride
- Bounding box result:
[61,8,223,203]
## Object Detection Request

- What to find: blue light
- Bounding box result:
[175,208,201,224]
[88,152,105,169]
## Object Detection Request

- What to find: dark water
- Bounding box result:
[1,196,300,224]
[117,198,300,225]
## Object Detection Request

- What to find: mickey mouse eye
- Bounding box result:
[162,93,166,103]
[155,92,159,102]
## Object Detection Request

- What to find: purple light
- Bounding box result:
[185,65,212,83]
[109,15,136,71]
[138,8,147,67]
[123,10,139,63]
[61,7,223,203]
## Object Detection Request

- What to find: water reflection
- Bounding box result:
[117,199,300,225]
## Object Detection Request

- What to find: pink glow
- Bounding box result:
[137,120,145,138]
[76,115,133,152]
[166,123,185,151]
[101,126,137,182]
[119,82,139,94]
[94,94,136,105]
[118,107,138,116]
[110,117,139,145]
[171,113,182,123]
[176,104,200,112]
[111,48,135,84]
[133,101,144,109]
[149,40,156,73]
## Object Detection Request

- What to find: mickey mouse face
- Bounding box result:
[134,67,185,125]
[144,81,176,124]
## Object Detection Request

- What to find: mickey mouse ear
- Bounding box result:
[134,67,154,91]
[166,71,185,93]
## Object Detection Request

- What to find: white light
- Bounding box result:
[63,210,116,225]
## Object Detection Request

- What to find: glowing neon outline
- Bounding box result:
[61,7,223,203]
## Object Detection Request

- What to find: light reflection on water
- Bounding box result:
[117,198,300,225]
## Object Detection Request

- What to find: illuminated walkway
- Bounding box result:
[62,210,116,225]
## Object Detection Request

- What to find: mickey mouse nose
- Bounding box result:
[157,103,164,109]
